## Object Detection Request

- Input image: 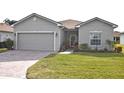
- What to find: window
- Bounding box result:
[90,32,101,45]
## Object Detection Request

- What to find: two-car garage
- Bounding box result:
[16,31,55,51]
[13,13,61,52]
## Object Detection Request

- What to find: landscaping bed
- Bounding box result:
[26,52,124,79]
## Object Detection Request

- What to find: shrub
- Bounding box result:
[0,42,5,48]
[79,43,89,50]
[115,47,122,53]
[4,39,14,50]
[60,41,69,51]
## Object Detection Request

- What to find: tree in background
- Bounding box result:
[3,18,17,25]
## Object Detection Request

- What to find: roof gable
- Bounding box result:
[13,13,61,26]
[59,19,82,29]
[76,17,118,28]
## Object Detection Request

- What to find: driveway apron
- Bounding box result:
[0,50,50,79]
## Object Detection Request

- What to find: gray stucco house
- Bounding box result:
[13,13,118,51]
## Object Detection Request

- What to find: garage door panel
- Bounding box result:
[18,33,54,51]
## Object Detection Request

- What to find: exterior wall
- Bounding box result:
[60,29,65,47]
[14,15,61,51]
[120,34,124,45]
[0,32,14,42]
[79,20,114,50]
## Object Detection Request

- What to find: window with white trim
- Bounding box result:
[90,32,101,45]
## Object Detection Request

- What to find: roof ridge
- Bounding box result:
[13,13,61,26]
[76,17,118,28]
[59,19,82,22]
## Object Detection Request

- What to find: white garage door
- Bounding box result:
[17,33,54,51]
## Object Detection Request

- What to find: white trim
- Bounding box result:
[89,31,102,47]
[59,30,61,51]
[90,31,103,33]
[15,32,18,49]
[17,31,54,33]
[57,24,63,27]
[15,31,56,51]
[75,25,80,28]
[54,32,56,51]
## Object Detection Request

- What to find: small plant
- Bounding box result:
[60,41,69,51]
[73,43,79,51]
[79,43,89,50]
[104,48,108,52]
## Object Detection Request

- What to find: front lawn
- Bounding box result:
[26,52,124,79]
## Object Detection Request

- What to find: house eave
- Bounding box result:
[76,17,118,28]
[13,13,59,27]
[0,30,13,33]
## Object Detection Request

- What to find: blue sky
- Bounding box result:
[0,0,123,31]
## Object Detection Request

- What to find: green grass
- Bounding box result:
[0,48,8,53]
[26,52,124,79]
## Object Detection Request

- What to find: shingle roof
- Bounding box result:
[13,13,62,26]
[76,17,118,28]
[0,23,13,32]
[59,19,82,29]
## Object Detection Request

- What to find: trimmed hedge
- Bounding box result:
[0,39,13,50]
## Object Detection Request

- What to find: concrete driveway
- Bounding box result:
[0,50,50,79]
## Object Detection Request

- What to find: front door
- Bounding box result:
[69,34,77,48]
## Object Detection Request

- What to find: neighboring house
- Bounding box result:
[13,13,118,51]
[113,31,120,43]
[0,23,14,42]
[120,32,124,44]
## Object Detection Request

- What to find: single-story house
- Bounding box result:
[113,31,120,43]
[13,13,118,51]
[0,23,14,42]
[120,32,124,44]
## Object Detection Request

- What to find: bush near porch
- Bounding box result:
[26,52,124,79]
